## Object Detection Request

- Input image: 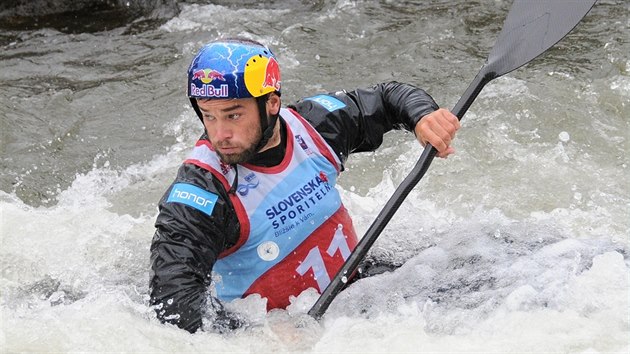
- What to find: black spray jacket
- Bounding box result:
[149,81,439,332]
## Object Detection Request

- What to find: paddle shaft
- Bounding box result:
[307,69,492,319]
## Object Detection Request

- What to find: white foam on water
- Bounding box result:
[3,83,628,354]
[2,126,628,352]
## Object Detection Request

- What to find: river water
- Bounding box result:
[1,0,628,352]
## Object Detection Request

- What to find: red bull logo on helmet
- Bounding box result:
[190,83,229,98]
[244,54,281,97]
[192,69,225,84]
[190,68,229,98]
[262,57,280,91]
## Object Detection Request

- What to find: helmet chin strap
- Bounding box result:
[190,97,203,122]
[254,94,279,153]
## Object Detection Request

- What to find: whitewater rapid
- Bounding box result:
[1,1,628,352]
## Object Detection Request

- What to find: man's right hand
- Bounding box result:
[414,108,460,158]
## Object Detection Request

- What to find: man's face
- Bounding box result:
[197,97,262,165]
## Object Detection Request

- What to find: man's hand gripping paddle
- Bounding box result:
[309,0,597,320]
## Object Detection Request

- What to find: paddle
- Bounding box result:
[308,0,597,319]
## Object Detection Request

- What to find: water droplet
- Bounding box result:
[559,131,570,143]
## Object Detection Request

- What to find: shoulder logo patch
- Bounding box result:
[167,183,218,216]
[305,94,346,112]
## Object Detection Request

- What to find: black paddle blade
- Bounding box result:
[453,0,597,119]
[307,0,596,320]
[486,0,597,78]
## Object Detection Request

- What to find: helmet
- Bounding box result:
[188,38,281,102]
[187,38,282,156]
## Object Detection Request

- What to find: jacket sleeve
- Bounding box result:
[289,81,439,166]
[149,163,240,333]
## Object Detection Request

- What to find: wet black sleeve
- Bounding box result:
[149,163,240,333]
[289,81,439,166]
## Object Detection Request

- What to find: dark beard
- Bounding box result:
[215,128,262,165]
[216,144,258,165]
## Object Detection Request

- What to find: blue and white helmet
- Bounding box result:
[188,39,281,101]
